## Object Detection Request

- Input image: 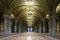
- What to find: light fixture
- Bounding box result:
[46,14,49,19]
[25,0,34,6]
[10,14,14,19]
[56,4,60,13]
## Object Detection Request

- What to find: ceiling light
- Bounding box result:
[56,4,60,13]
[46,14,49,19]
[10,14,14,19]
[25,0,34,6]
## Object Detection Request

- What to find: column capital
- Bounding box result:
[4,14,10,17]
[3,8,11,18]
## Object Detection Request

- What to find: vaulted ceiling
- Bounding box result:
[0,0,60,27]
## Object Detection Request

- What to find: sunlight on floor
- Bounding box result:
[27,36,32,40]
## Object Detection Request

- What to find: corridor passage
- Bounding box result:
[0,32,58,40]
[0,0,60,40]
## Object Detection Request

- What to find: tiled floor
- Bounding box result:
[0,32,59,40]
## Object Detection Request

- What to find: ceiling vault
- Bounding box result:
[0,0,60,27]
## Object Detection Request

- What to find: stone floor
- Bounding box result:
[0,32,59,40]
[0,33,15,39]
[55,34,60,40]
[43,33,60,40]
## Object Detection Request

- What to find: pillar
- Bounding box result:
[49,6,56,37]
[3,14,11,35]
[59,20,60,33]
[45,19,49,33]
[56,21,59,33]
[39,24,42,33]
[14,22,17,33]
[58,16,60,33]
[9,19,12,34]
[18,24,21,33]
[0,23,1,33]
[3,8,11,35]
[0,22,3,35]
[43,22,46,33]
[23,25,27,32]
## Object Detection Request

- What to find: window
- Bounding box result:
[28,27,33,32]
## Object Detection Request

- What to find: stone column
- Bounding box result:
[49,7,56,37]
[9,19,12,34]
[56,22,59,33]
[0,23,1,33]
[3,8,12,35]
[43,22,46,33]
[39,24,42,33]
[58,16,60,33]
[34,27,37,32]
[18,24,21,33]
[59,26,60,33]
[59,21,60,33]
[3,15,11,35]
[14,22,17,33]
[23,25,27,32]
[34,27,36,32]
